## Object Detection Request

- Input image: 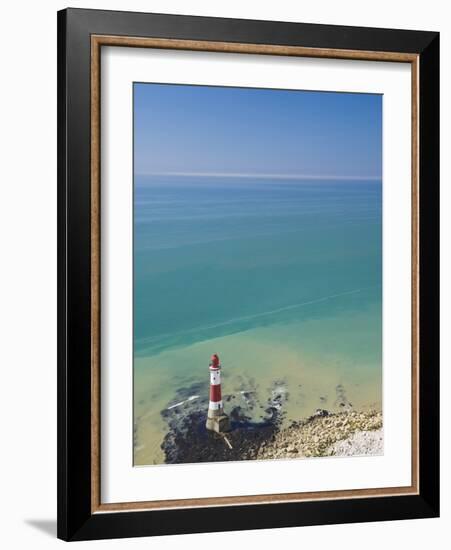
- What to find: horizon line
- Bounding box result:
[136,171,382,181]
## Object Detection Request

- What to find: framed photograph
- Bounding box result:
[57,8,439,541]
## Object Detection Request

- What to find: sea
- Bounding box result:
[133,175,382,465]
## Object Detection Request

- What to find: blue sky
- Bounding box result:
[134,83,382,180]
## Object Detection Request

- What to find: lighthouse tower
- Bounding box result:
[206,354,230,433]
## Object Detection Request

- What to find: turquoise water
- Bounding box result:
[133,176,382,465]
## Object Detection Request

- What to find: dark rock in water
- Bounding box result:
[161,408,278,464]
[312,408,329,418]
[159,378,289,464]
[175,381,209,401]
[230,406,246,422]
[264,406,278,418]
[238,390,259,414]
[267,380,289,412]
[334,383,351,409]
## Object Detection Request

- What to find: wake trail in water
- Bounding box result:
[136,288,362,348]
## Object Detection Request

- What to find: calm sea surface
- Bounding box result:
[134,176,382,465]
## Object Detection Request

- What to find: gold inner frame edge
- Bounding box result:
[90,35,420,514]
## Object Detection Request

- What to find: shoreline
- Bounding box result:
[134,319,382,466]
[160,404,382,464]
[134,375,382,465]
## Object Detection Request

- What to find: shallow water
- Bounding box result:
[133,176,382,466]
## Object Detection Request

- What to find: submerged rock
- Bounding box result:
[161,408,278,464]
[312,408,329,418]
[158,379,382,464]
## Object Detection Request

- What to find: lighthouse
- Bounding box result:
[206,354,230,433]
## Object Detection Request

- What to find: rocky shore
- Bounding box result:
[255,409,383,460]
[160,384,382,463]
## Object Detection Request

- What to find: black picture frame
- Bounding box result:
[57,7,439,541]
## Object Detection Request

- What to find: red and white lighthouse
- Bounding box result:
[206,354,230,433]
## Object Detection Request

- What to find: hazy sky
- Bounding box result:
[134,83,382,179]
